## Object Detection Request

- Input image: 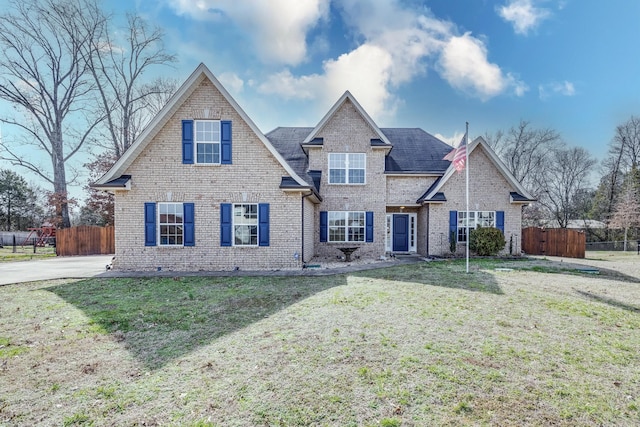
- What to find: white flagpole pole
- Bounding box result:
[465,121,470,274]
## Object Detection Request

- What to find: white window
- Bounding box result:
[328,153,365,184]
[457,211,495,242]
[329,211,365,242]
[195,120,220,164]
[233,204,258,246]
[159,203,183,246]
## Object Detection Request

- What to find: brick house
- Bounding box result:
[94,63,533,271]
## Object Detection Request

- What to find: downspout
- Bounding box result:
[301,192,313,267]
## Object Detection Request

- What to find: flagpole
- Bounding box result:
[465,121,470,274]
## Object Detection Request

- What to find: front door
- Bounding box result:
[392,214,409,252]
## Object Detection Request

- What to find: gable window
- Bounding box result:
[328,153,365,184]
[329,211,365,242]
[457,211,495,242]
[234,204,258,246]
[195,120,221,164]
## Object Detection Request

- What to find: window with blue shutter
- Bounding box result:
[320,211,328,242]
[182,120,194,164]
[496,211,505,234]
[144,203,156,246]
[183,203,195,246]
[449,211,457,244]
[258,203,269,246]
[221,120,232,164]
[220,203,232,246]
[366,211,374,242]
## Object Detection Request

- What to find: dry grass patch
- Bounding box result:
[1,255,639,426]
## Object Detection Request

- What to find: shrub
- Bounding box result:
[470,227,506,256]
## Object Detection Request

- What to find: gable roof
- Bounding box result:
[95,63,311,189]
[302,91,391,145]
[382,128,452,174]
[417,137,535,203]
[267,126,454,177]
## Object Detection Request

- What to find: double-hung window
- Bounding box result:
[329,211,365,242]
[233,204,258,246]
[328,153,365,184]
[159,203,184,246]
[457,211,495,242]
[195,120,220,164]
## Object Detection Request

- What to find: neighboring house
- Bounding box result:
[93,63,534,271]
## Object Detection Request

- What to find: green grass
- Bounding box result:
[1,257,639,426]
[0,245,56,262]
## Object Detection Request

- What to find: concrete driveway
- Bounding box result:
[0,255,114,285]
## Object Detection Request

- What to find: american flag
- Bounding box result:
[443,131,467,172]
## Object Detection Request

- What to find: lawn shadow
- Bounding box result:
[522,258,640,284]
[49,275,345,370]
[575,289,640,313]
[353,261,504,295]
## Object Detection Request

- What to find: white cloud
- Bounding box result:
[497,0,551,35]
[218,72,244,94]
[167,0,329,65]
[435,131,466,147]
[539,80,576,99]
[438,33,527,100]
[257,1,525,121]
[258,44,396,119]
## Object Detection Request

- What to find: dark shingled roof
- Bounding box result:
[510,191,535,202]
[267,127,454,184]
[91,175,131,188]
[266,127,316,187]
[381,128,452,174]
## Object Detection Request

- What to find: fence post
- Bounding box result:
[12,235,16,253]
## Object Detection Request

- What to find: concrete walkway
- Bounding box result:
[0,255,114,285]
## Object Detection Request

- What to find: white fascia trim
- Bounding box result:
[97,63,310,188]
[302,91,391,145]
[423,137,534,201]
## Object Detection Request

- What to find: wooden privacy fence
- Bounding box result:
[522,227,586,258]
[56,226,115,256]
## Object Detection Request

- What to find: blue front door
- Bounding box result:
[393,214,409,252]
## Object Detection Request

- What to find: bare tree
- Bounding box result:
[485,120,562,198]
[0,0,104,228]
[542,147,596,228]
[85,14,177,157]
[609,182,640,251]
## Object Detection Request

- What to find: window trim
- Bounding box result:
[457,210,496,243]
[158,202,185,247]
[328,153,366,185]
[194,119,221,165]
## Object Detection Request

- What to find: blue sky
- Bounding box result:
[2,0,640,198]
[123,0,640,154]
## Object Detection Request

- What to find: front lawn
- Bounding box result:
[1,257,639,426]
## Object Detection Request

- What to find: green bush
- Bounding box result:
[469,227,506,256]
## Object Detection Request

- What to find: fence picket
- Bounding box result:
[56,226,115,256]
[522,227,585,258]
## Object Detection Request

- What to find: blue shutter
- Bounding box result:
[182,120,194,164]
[144,203,156,246]
[221,120,232,164]
[366,211,374,242]
[320,211,328,242]
[220,203,232,246]
[258,203,270,246]
[496,211,505,234]
[184,203,195,246]
[449,211,457,237]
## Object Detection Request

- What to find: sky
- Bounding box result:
[2,0,640,200]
